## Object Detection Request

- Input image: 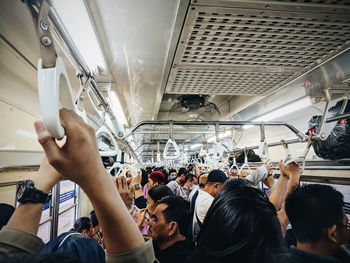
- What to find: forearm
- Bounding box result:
[277,204,289,234]
[7,163,58,235]
[6,203,43,235]
[268,175,288,211]
[83,171,144,254]
[194,165,200,178]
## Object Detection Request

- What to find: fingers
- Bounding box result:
[34,121,63,165]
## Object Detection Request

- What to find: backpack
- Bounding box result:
[307,100,350,160]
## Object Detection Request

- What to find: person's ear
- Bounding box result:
[154,182,158,186]
[327,225,338,244]
[168,221,177,236]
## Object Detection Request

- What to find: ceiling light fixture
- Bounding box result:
[53,0,107,73]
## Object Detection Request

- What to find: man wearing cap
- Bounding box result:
[191,170,228,242]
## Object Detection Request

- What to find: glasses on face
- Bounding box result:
[337,223,350,230]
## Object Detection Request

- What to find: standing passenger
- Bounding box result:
[166,168,188,199]
[148,196,193,263]
[192,170,227,241]
[279,184,350,263]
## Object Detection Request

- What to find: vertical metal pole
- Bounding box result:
[50,182,60,240]
[75,184,81,220]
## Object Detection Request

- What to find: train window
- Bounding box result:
[57,181,78,236]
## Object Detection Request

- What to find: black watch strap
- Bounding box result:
[17,180,51,204]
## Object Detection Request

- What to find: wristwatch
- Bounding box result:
[17,180,51,204]
[132,184,142,190]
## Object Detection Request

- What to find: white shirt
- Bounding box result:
[192,189,214,240]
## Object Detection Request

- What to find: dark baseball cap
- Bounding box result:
[207,170,228,183]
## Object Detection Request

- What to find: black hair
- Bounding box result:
[158,196,191,237]
[0,203,15,230]
[89,210,99,227]
[185,173,195,183]
[148,185,174,202]
[73,217,92,233]
[193,182,282,263]
[285,184,344,243]
[169,169,177,174]
[177,167,188,177]
[141,169,149,187]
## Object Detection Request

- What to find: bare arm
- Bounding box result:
[276,162,301,234]
[35,109,144,254]
[268,161,289,211]
[7,123,62,235]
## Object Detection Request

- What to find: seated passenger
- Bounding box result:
[192,170,227,241]
[40,217,105,263]
[193,179,283,263]
[148,196,193,263]
[279,184,350,263]
[166,168,188,199]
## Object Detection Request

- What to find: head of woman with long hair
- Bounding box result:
[193,179,282,263]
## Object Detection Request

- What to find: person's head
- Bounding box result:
[168,169,177,181]
[176,167,189,184]
[229,167,239,179]
[285,184,349,254]
[204,170,228,197]
[194,180,282,263]
[0,203,15,230]
[147,185,174,214]
[148,196,190,244]
[148,171,166,188]
[73,217,93,237]
[89,210,101,235]
[199,173,208,188]
[183,174,196,190]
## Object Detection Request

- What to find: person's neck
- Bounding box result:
[176,177,182,185]
[158,234,185,250]
[203,185,214,197]
[297,240,333,257]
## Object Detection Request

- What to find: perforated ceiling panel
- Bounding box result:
[166,0,350,95]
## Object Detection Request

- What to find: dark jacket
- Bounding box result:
[40,231,105,263]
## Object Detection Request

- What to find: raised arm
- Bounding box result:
[268,161,289,211]
[35,109,145,255]
[276,162,301,233]
[0,121,62,255]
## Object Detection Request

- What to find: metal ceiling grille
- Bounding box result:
[166,1,350,95]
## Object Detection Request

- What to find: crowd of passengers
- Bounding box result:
[0,109,349,263]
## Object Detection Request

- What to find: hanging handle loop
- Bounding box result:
[239,147,251,174]
[284,137,313,173]
[38,56,80,138]
[96,125,119,157]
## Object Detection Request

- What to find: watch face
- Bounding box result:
[17,183,27,200]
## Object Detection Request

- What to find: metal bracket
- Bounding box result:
[317,87,349,140]
[258,124,269,160]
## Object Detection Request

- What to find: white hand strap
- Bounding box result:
[163,139,181,160]
[96,125,119,157]
[38,56,86,138]
[239,148,251,174]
